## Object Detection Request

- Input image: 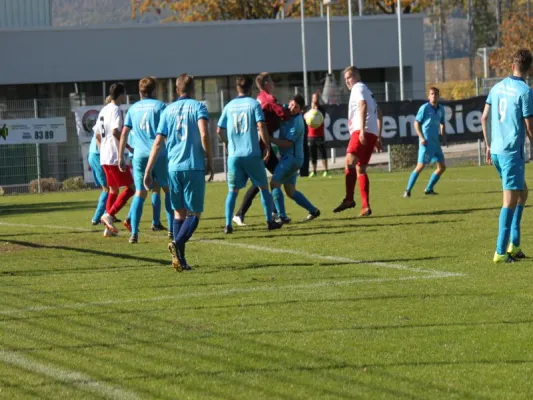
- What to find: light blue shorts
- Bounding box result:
[88,152,107,187]
[227,156,268,190]
[168,170,206,213]
[132,155,169,191]
[272,156,303,186]
[492,153,525,191]
[418,144,445,165]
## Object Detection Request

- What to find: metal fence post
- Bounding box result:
[477,139,482,166]
[330,147,336,165]
[220,90,227,182]
[387,144,392,172]
[385,81,390,102]
[33,99,42,193]
[475,77,479,96]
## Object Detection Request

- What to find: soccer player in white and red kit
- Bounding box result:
[98,83,135,235]
[333,66,382,216]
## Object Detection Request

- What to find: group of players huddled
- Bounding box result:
[87,49,533,270]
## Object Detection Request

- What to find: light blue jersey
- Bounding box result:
[124,98,167,159]
[415,102,445,148]
[487,76,533,158]
[279,114,305,160]
[218,96,265,158]
[157,97,208,172]
[89,132,99,154]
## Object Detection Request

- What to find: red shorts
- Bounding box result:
[102,165,133,188]
[346,131,378,166]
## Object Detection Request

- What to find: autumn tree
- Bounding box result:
[490,12,533,75]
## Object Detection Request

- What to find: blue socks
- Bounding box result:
[172,219,184,244]
[496,207,515,255]
[272,187,286,218]
[406,171,419,192]
[426,172,441,192]
[152,192,161,225]
[225,191,238,226]
[292,190,317,213]
[164,192,173,233]
[130,196,145,235]
[510,204,524,247]
[93,191,108,222]
[174,216,200,262]
[260,189,274,222]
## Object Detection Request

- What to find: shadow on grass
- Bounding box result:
[0,201,96,216]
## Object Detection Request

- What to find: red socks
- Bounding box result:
[106,192,118,214]
[345,168,357,202]
[358,174,370,208]
[109,188,135,216]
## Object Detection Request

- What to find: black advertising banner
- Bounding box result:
[322,96,487,147]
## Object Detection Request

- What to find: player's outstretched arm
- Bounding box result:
[144,135,164,190]
[199,119,215,182]
[118,126,131,172]
[481,104,491,164]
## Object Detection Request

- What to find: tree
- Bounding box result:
[131,0,434,22]
[490,12,533,75]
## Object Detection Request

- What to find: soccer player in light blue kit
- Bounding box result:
[145,74,215,272]
[118,77,172,244]
[481,49,533,263]
[403,87,447,197]
[217,76,283,234]
[270,95,321,222]
[88,121,109,225]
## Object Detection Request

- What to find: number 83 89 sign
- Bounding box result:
[0,117,67,145]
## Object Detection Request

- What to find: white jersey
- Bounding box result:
[96,103,123,166]
[348,82,379,135]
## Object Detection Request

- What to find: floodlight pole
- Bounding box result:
[301,0,309,105]
[358,0,363,16]
[397,0,404,100]
[327,3,332,75]
[348,0,354,65]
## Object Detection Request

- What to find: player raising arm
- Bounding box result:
[144,74,214,272]
[481,49,533,263]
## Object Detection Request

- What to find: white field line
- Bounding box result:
[1,274,456,316]
[0,221,465,316]
[0,350,138,400]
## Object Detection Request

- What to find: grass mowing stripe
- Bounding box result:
[0,274,461,316]
[0,350,139,400]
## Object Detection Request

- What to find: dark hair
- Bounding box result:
[513,49,533,74]
[291,94,305,110]
[176,74,195,96]
[256,72,271,91]
[429,87,440,95]
[236,75,253,94]
[139,76,156,98]
[109,82,125,100]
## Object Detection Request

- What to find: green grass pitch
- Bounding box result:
[1,165,533,399]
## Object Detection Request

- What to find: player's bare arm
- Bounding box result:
[414,120,426,145]
[271,137,294,148]
[96,133,101,151]
[525,117,533,141]
[481,103,491,164]
[376,106,383,152]
[144,134,165,190]
[199,119,215,182]
[217,127,228,145]
[118,126,131,172]
[359,100,367,144]
[440,122,447,147]
[257,121,270,162]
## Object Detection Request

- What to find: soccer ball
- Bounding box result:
[304,109,324,129]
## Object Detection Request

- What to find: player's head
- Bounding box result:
[512,49,533,76]
[343,66,361,90]
[289,94,305,116]
[176,74,195,97]
[139,76,156,99]
[256,72,274,93]
[236,75,253,96]
[311,92,321,108]
[109,82,126,103]
[428,87,439,105]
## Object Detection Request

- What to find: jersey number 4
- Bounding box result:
[140,112,151,134]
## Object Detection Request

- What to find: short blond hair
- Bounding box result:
[176,74,195,96]
[139,76,156,97]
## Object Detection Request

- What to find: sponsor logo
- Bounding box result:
[82,110,99,133]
